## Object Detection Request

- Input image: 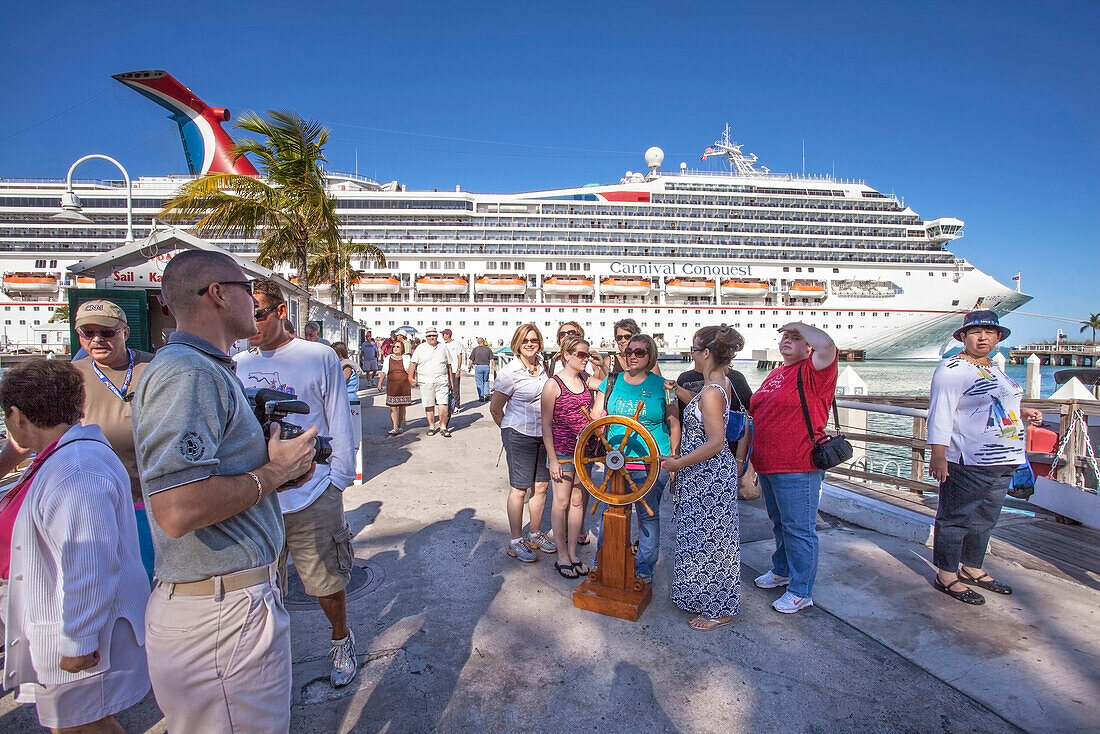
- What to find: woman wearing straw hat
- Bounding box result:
[927,310,1043,605]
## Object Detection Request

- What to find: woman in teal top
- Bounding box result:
[592,333,680,581]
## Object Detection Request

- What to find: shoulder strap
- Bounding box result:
[605,372,618,403]
[796,366,841,438]
[725,376,743,411]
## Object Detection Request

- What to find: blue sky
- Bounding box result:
[1,1,1096,345]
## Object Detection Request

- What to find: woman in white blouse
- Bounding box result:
[490,324,555,563]
[0,359,150,732]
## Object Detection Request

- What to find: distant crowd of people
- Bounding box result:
[0,276,1032,730]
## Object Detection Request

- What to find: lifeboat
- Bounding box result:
[600,277,652,296]
[354,276,401,294]
[2,273,59,294]
[721,279,769,298]
[416,275,469,294]
[543,276,594,295]
[475,276,528,295]
[75,276,96,288]
[788,282,827,299]
[664,278,714,297]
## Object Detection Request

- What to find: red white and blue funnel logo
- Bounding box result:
[113,70,259,177]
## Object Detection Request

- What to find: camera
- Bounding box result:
[246,388,333,464]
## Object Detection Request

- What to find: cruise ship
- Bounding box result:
[0,70,1029,358]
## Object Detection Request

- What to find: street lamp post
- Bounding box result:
[51,154,135,243]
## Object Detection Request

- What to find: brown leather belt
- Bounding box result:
[160,565,272,597]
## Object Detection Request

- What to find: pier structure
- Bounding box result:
[1010,342,1100,366]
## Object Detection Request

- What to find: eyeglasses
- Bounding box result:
[254,305,279,321]
[426,334,438,339]
[571,351,590,360]
[521,338,540,345]
[690,345,708,352]
[197,280,253,296]
[615,333,632,342]
[557,329,580,339]
[624,348,649,358]
[77,326,122,340]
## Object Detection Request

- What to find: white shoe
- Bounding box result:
[329,629,358,687]
[754,570,790,589]
[772,591,813,614]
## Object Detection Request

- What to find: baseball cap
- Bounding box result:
[952,310,1010,342]
[442,328,452,336]
[75,300,127,329]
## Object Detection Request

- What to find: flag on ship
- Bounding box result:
[701,146,716,160]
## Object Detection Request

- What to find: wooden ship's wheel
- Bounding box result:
[570,403,662,621]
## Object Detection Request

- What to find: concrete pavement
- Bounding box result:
[3,386,1095,732]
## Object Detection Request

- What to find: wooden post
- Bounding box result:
[911,416,927,489]
[572,472,653,621]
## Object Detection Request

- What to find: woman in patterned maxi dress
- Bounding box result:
[663,325,745,630]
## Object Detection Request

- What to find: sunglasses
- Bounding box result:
[557,329,580,339]
[624,347,649,358]
[521,338,540,345]
[254,305,279,321]
[571,351,591,360]
[615,334,632,342]
[690,345,709,353]
[197,280,253,296]
[77,327,122,340]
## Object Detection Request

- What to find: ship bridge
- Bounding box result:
[925,217,964,243]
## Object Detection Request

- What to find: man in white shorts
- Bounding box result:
[409,327,454,437]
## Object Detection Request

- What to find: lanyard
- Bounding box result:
[91,349,135,402]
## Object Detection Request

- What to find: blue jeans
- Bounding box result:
[595,467,668,579]
[474,364,491,399]
[758,471,824,598]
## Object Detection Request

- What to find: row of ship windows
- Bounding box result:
[362,306,910,318]
[374,319,869,331]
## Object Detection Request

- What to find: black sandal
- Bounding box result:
[934,577,985,605]
[555,562,579,579]
[572,562,590,576]
[958,569,1012,595]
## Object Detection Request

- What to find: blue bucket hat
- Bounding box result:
[953,310,1010,342]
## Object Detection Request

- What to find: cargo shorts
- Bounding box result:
[279,484,354,597]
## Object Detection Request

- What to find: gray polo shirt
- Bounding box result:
[132,331,284,583]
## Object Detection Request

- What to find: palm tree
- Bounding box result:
[49,305,69,323]
[158,110,383,284]
[308,238,386,310]
[1080,313,1100,345]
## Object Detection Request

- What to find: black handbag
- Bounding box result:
[796,367,853,470]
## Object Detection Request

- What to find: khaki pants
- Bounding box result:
[145,570,291,733]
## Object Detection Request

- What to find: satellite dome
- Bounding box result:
[645,147,665,170]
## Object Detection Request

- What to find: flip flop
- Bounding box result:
[576,532,592,546]
[572,562,590,576]
[688,615,734,631]
[934,577,985,605]
[554,562,579,579]
[387,429,398,436]
[426,428,440,436]
[958,569,1012,595]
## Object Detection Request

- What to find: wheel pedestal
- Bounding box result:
[572,474,652,621]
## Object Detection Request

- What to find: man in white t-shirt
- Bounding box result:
[441,328,464,413]
[233,279,359,688]
[409,327,454,437]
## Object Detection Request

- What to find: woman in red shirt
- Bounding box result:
[749,322,838,615]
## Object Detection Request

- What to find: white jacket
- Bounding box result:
[2,422,149,689]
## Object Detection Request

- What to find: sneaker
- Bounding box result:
[507,539,538,563]
[772,591,814,614]
[329,629,358,687]
[527,531,557,554]
[754,570,790,589]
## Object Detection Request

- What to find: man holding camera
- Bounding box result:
[132,251,317,733]
[234,278,359,688]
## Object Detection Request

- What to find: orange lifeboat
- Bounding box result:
[721,279,769,298]
[543,276,594,295]
[416,275,469,294]
[3,273,59,294]
[788,282,827,299]
[664,278,714,297]
[75,276,96,288]
[475,276,527,295]
[354,276,401,295]
[600,277,652,296]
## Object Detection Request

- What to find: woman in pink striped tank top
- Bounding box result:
[541,335,602,579]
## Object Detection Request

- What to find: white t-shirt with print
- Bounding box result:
[926,356,1026,466]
